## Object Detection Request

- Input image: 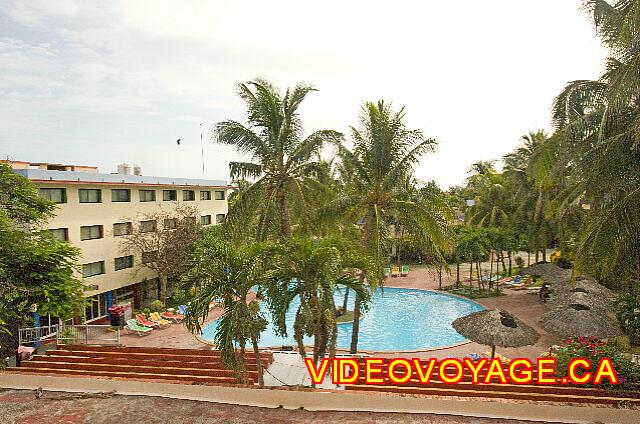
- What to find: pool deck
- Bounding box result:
[122,267,559,359]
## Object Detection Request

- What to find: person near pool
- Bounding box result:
[538,282,551,302]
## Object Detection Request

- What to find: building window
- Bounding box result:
[163,190,177,201]
[49,228,68,241]
[85,293,107,322]
[216,214,226,224]
[112,189,131,202]
[80,225,103,241]
[114,255,134,271]
[113,222,132,236]
[82,261,105,278]
[39,188,66,203]
[183,190,195,201]
[200,190,211,200]
[114,286,134,302]
[164,218,177,230]
[142,251,157,264]
[201,215,211,225]
[214,190,225,200]
[78,189,102,203]
[139,189,156,202]
[139,220,156,233]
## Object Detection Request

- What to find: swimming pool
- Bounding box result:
[200,287,485,351]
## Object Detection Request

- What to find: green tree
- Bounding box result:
[214,79,342,241]
[263,237,371,367]
[336,100,453,352]
[550,0,640,284]
[180,229,268,386]
[0,164,86,357]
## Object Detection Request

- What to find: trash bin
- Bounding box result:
[108,305,125,327]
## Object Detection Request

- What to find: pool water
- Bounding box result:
[201,287,484,351]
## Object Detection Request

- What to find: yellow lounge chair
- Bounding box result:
[391,266,400,277]
[150,311,172,328]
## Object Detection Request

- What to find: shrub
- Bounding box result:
[148,300,164,313]
[612,286,640,346]
[551,336,640,390]
[515,256,524,268]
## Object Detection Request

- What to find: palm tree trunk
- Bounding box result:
[294,310,306,359]
[237,340,248,384]
[535,250,539,263]
[500,252,507,273]
[159,273,168,304]
[456,262,460,287]
[438,263,443,290]
[542,248,547,262]
[250,334,264,387]
[527,251,531,266]
[350,285,363,354]
[342,288,349,313]
[489,251,493,284]
[276,188,292,240]
[508,252,512,277]
[469,262,473,286]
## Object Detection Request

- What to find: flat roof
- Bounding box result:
[15,169,231,188]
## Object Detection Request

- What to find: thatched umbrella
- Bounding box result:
[539,303,622,339]
[554,279,612,298]
[549,291,611,313]
[452,309,540,358]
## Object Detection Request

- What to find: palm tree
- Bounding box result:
[551,0,640,283]
[214,79,342,241]
[263,238,371,368]
[180,229,268,386]
[336,100,453,353]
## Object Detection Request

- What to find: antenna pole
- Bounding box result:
[200,123,205,178]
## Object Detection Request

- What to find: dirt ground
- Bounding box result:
[0,389,546,424]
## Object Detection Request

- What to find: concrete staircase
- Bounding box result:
[8,344,273,386]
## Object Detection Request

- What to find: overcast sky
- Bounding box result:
[0,0,606,189]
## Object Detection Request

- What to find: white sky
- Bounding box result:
[0,0,607,189]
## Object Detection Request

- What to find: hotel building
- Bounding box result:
[4,160,232,322]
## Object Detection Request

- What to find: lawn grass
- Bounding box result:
[443,284,504,299]
[336,310,355,323]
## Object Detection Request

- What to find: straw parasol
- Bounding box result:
[554,278,612,298]
[452,309,540,358]
[539,303,622,339]
[548,291,611,313]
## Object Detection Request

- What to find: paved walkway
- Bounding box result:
[122,266,560,360]
[0,389,544,424]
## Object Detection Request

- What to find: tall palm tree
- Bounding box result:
[214,79,342,241]
[180,229,268,386]
[551,0,640,283]
[263,237,371,366]
[336,100,453,353]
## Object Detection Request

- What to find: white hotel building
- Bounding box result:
[4,160,232,322]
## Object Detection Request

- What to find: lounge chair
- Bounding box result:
[391,266,400,277]
[178,305,188,316]
[161,310,185,322]
[383,267,391,278]
[149,312,172,328]
[136,313,159,328]
[125,319,152,336]
[400,265,409,277]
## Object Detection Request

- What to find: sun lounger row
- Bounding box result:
[383,265,410,278]
[123,305,188,336]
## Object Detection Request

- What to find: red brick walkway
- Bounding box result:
[0,389,543,424]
